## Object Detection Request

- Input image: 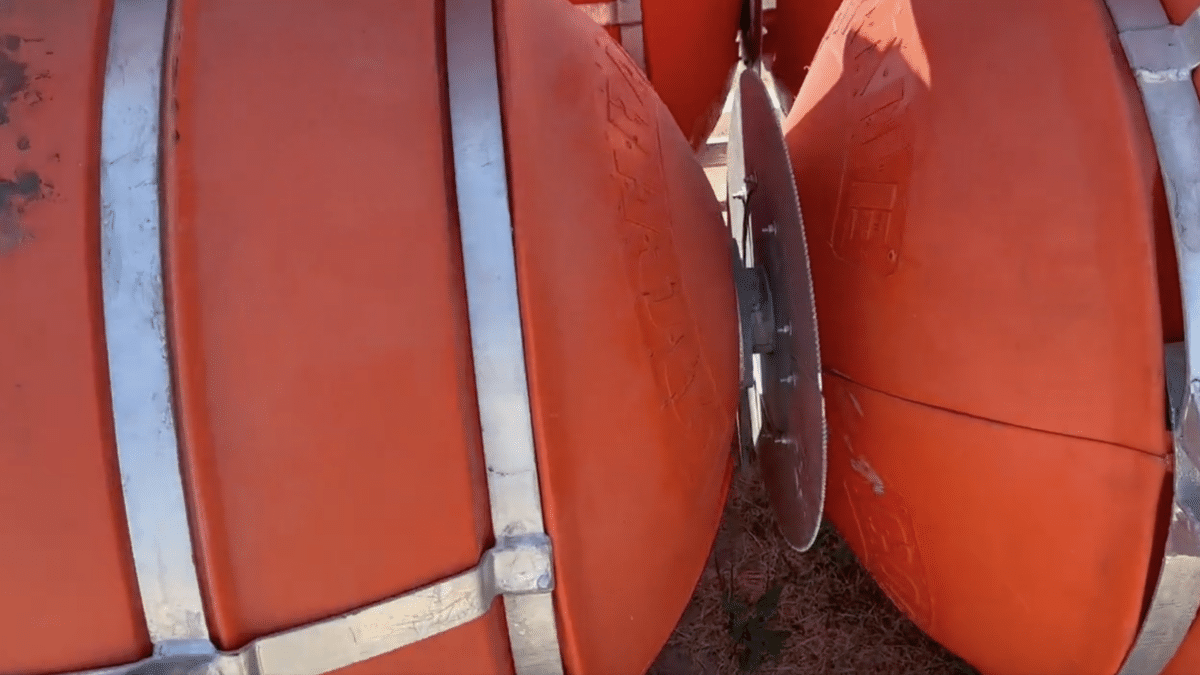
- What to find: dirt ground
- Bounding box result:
[648,464,979,675]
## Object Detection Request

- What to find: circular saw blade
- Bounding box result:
[728,68,826,551]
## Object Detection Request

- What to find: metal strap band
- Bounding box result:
[445,1,566,674]
[67,537,554,675]
[100,0,214,654]
[1104,3,1200,675]
[576,0,647,71]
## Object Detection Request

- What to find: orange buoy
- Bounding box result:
[764,0,843,99]
[0,0,737,673]
[568,0,743,148]
[782,0,1194,673]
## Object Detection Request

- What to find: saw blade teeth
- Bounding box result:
[728,67,828,552]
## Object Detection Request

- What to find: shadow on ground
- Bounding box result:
[651,465,979,675]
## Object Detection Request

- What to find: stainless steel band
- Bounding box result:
[85,0,566,673]
[73,541,554,675]
[99,0,214,657]
[1105,2,1200,675]
[576,0,647,70]
[444,0,566,671]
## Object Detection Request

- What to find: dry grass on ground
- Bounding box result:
[650,465,979,675]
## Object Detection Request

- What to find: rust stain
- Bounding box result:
[0,41,27,125]
[0,171,42,255]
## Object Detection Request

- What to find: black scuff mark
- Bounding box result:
[0,39,28,125]
[16,135,28,151]
[0,171,43,256]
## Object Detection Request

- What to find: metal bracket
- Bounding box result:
[734,265,778,365]
[732,248,777,469]
[1103,3,1200,675]
[489,534,556,596]
[1120,9,1200,81]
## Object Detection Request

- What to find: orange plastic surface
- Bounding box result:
[164,0,512,670]
[567,0,742,147]
[499,1,740,673]
[782,0,1175,672]
[824,375,1164,675]
[0,2,152,672]
[642,0,741,146]
[767,0,843,96]
[2,0,739,671]
[784,0,1169,456]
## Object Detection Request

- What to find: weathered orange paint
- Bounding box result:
[0,2,151,672]
[0,0,736,672]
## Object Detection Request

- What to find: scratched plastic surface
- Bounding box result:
[782,0,1175,673]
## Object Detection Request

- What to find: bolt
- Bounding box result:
[779,374,797,386]
[777,324,793,335]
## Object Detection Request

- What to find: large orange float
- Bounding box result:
[780,0,1200,673]
[0,0,741,673]
[8,0,1200,672]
